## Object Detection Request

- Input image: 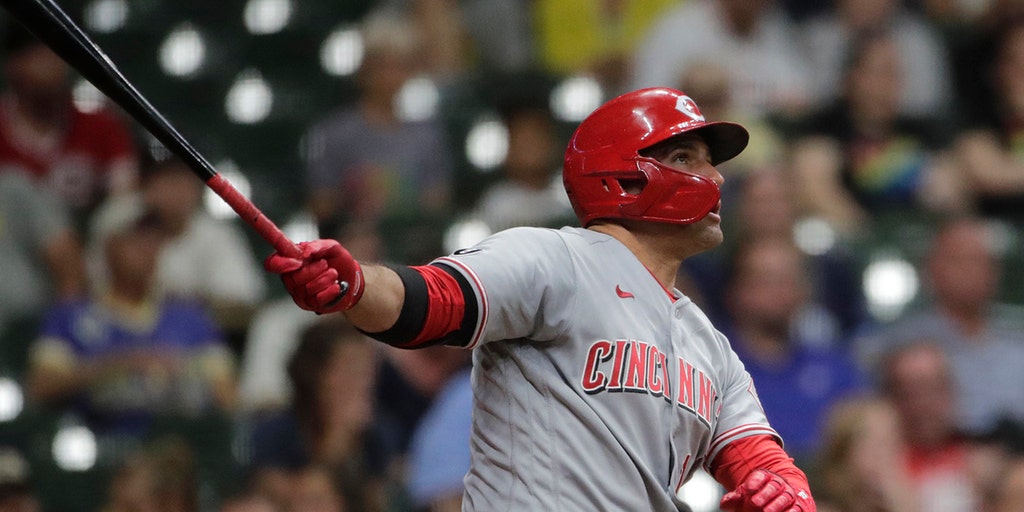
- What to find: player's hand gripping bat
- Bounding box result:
[0,0,302,259]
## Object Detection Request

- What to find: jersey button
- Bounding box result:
[675,309,683,319]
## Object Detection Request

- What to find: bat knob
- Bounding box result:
[319,280,350,313]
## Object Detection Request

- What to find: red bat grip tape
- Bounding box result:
[207,174,302,259]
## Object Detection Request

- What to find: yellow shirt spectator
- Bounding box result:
[535,0,678,87]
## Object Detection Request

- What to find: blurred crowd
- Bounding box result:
[1,0,1024,511]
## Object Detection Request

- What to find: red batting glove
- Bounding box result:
[720,469,815,512]
[264,239,365,314]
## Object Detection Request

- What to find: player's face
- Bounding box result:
[641,134,725,252]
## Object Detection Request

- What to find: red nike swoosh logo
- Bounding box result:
[615,285,634,299]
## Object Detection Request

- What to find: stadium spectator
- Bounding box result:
[533,0,676,94]
[675,60,787,176]
[682,167,869,340]
[0,171,85,367]
[992,456,1024,512]
[971,417,1024,511]
[0,21,138,230]
[236,296,320,414]
[281,465,347,512]
[302,8,453,263]
[798,0,954,120]
[814,397,919,512]
[789,29,968,237]
[100,436,199,512]
[458,0,535,74]
[630,0,812,118]
[911,0,992,25]
[219,492,277,512]
[721,237,867,462]
[238,224,381,414]
[135,155,266,344]
[952,20,1024,221]
[941,0,1024,124]
[24,198,236,436]
[878,342,986,512]
[407,0,469,81]
[244,312,468,508]
[469,78,573,234]
[246,316,386,512]
[860,217,1024,436]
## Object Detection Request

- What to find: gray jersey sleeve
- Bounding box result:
[705,330,781,466]
[432,227,577,348]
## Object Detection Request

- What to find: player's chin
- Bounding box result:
[697,215,725,244]
[700,226,724,249]
[678,219,723,252]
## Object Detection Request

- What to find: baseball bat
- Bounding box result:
[0,0,302,259]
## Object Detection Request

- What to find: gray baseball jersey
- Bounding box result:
[432,226,779,512]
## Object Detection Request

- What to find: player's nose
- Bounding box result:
[701,162,724,187]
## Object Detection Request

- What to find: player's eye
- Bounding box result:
[670,150,692,165]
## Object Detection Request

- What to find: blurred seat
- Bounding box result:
[0,315,41,379]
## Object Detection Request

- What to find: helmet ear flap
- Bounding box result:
[616,176,648,196]
[618,160,664,217]
[595,175,646,195]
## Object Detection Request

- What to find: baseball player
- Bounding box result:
[265,87,816,512]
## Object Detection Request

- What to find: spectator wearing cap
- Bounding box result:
[134,155,266,346]
[24,197,236,437]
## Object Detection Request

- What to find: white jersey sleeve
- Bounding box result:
[431,227,577,349]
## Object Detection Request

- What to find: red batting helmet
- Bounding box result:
[563,87,749,226]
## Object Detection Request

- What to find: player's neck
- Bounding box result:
[589,223,681,290]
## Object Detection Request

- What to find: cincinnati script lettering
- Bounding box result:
[580,339,719,427]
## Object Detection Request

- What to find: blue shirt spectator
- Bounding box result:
[25,198,235,437]
[722,237,867,462]
[730,335,866,460]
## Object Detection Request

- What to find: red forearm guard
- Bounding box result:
[712,434,815,511]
